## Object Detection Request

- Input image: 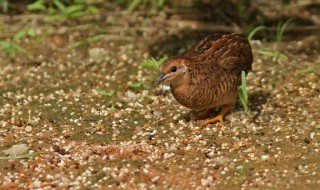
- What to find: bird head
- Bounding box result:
[156,57,189,86]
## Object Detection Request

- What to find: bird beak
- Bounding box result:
[156,72,165,85]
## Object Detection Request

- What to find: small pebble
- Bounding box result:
[151,176,160,182]
[25,126,32,132]
[304,138,310,144]
[261,155,269,160]
[52,145,60,152]
[310,132,315,139]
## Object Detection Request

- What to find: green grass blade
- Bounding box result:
[248,26,266,41]
[157,0,165,8]
[279,18,293,43]
[1,0,8,12]
[238,71,249,114]
[88,35,105,43]
[255,49,287,59]
[53,0,66,12]
[276,18,293,51]
[239,91,249,113]
[128,0,140,12]
[255,49,277,57]
[65,4,84,15]
[72,40,87,48]
[240,71,247,101]
[130,82,143,89]
[99,89,117,97]
[0,153,39,160]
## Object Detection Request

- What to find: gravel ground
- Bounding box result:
[0,1,320,189]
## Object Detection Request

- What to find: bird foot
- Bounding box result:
[202,115,224,126]
[201,104,233,126]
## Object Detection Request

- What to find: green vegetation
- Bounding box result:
[129,56,168,90]
[130,82,151,90]
[0,153,39,160]
[127,0,166,12]
[0,0,8,12]
[0,28,35,60]
[140,56,167,69]
[248,19,293,63]
[99,89,117,97]
[238,71,249,114]
[72,35,106,49]
[274,18,294,63]
[27,0,98,20]
[247,26,266,41]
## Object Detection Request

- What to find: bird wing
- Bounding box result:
[184,33,226,62]
[185,33,253,72]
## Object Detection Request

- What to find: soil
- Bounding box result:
[0,1,320,189]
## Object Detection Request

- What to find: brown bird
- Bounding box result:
[157,33,253,125]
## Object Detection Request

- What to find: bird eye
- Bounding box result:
[171,66,177,72]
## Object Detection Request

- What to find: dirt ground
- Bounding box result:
[0,1,320,189]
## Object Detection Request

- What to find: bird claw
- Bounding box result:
[202,115,224,126]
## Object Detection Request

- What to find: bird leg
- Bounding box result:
[202,104,233,126]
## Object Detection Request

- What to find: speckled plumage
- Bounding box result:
[157,33,253,124]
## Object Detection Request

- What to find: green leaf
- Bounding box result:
[74,0,86,3]
[13,30,27,41]
[13,43,28,54]
[65,4,84,15]
[88,35,105,43]
[27,0,47,11]
[140,59,155,68]
[87,5,98,14]
[27,28,36,37]
[69,11,85,18]
[140,56,167,68]
[0,41,15,58]
[130,82,143,88]
[0,41,11,49]
[53,0,66,12]
[0,153,39,160]
[130,82,151,89]
[48,7,56,14]
[13,29,36,41]
[27,4,47,11]
[99,89,117,97]
[72,40,87,48]
[158,56,168,66]
[45,15,66,21]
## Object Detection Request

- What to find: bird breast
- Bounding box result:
[170,68,239,110]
